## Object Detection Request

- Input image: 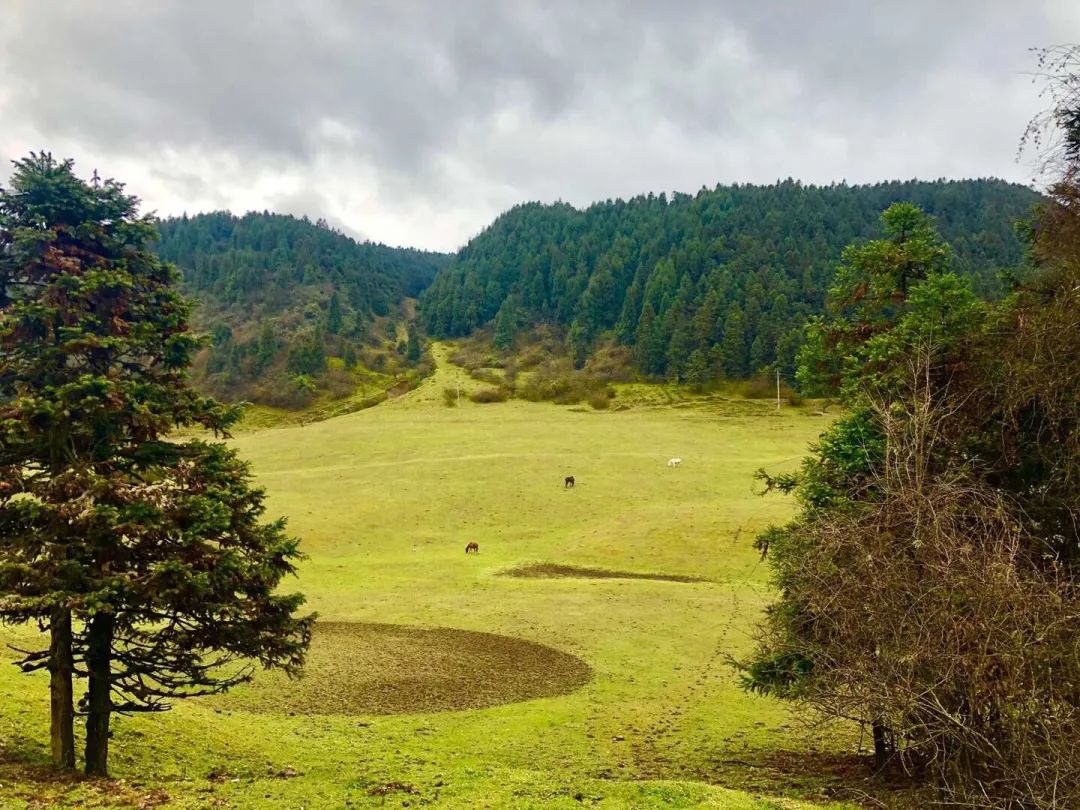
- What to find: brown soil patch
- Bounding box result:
[216,622,592,716]
[502,562,708,584]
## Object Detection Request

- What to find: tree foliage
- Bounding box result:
[745,172,1080,808]
[0,154,313,776]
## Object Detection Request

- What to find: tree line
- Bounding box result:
[421,179,1040,383]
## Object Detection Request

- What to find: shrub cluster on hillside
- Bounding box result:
[448,327,622,408]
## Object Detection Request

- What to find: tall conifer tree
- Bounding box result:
[0,154,312,776]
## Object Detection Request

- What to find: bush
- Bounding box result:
[732,376,776,399]
[469,368,504,386]
[517,349,546,370]
[411,357,435,382]
[442,387,459,407]
[516,368,616,405]
[730,373,800,402]
[468,386,510,403]
[587,390,612,410]
[447,333,504,372]
[517,372,576,403]
[448,348,474,369]
[247,372,318,409]
[321,367,355,400]
[583,342,636,382]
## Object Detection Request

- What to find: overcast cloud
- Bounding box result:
[1,1,1076,251]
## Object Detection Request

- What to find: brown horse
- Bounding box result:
[465,542,479,554]
[565,475,575,488]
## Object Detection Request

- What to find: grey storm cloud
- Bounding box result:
[1,1,1077,251]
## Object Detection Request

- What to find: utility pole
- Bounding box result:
[776,369,781,412]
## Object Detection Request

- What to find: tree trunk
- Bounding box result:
[872,718,891,772]
[84,612,114,777]
[49,607,76,770]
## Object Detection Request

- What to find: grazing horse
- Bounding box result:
[465,541,479,554]
[667,458,682,468]
[565,475,575,488]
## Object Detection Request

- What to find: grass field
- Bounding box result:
[0,345,863,809]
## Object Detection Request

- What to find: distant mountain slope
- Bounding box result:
[156,211,450,405]
[421,179,1041,380]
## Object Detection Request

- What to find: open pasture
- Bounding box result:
[0,355,852,808]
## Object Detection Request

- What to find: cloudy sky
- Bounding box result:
[1,2,1076,252]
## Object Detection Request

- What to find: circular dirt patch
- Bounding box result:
[217,622,592,716]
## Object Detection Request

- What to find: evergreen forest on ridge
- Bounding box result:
[421,179,1040,382]
[155,211,449,405]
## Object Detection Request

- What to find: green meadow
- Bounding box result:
[0,348,855,809]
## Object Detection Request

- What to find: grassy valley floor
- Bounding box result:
[0,347,871,808]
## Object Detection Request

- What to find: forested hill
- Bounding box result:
[156,211,450,405]
[421,179,1041,381]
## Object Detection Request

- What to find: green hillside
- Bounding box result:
[156,211,450,405]
[421,179,1040,381]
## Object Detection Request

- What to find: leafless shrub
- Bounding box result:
[760,352,1080,809]
[1020,45,1080,181]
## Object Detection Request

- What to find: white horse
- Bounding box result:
[667,457,682,468]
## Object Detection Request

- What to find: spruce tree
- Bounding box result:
[633,301,665,376]
[326,290,343,334]
[797,203,952,396]
[684,348,710,390]
[406,324,421,363]
[0,154,312,776]
[742,205,980,771]
[343,342,359,370]
[492,296,517,350]
[720,304,748,378]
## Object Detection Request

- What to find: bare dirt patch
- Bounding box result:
[215,622,592,716]
[501,562,708,584]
